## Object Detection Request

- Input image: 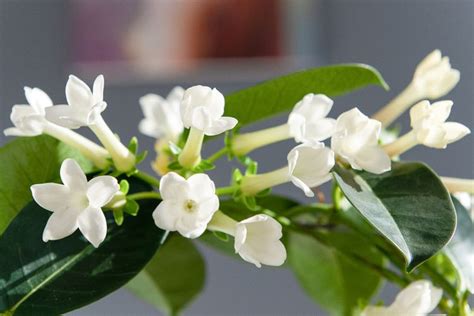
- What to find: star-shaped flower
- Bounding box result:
[31,159,119,247]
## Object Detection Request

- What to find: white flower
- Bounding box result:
[287,142,335,197]
[332,108,391,174]
[373,50,459,128]
[240,142,334,197]
[413,49,460,99]
[153,172,219,238]
[31,159,119,247]
[207,211,286,268]
[363,280,442,316]
[180,85,238,136]
[234,214,287,268]
[139,86,184,142]
[410,100,470,148]
[288,94,336,142]
[46,75,106,129]
[4,87,53,136]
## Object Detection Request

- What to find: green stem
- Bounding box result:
[134,170,161,188]
[207,148,228,163]
[421,262,458,300]
[216,186,236,196]
[128,191,161,200]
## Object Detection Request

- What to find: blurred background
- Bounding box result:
[0,0,472,315]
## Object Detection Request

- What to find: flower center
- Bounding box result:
[184,199,198,213]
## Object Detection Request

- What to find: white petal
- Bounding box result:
[167,86,185,104]
[42,210,79,242]
[415,49,442,77]
[292,93,333,120]
[190,106,212,132]
[288,143,335,191]
[77,206,107,247]
[177,221,207,239]
[31,183,71,213]
[203,117,238,136]
[45,105,86,129]
[10,105,39,122]
[152,200,182,231]
[86,176,119,208]
[443,122,471,144]
[187,173,216,200]
[416,124,447,148]
[3,127,31,137]
[335,107,368,133]
[92,74,104,104]
[24,87,53,113]
[139,94,164,119]
[410,100,430,128]
[138,119,160,139]
[354,146,391,174]
[66,75,93,109]
[303,118,336,141]
[159,172,189,200]
[429,100,453,123]
[87,101,107,125]
[196,195,219,220]
[392,280,441,314]
[60,159,88,190]
[234,215,286,267]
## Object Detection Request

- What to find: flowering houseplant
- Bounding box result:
[0,50,472,316]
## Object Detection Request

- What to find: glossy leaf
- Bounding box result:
[445,197,474,293]
[225,64,388,126]
[288,231,383,316]
[127,234,205,315]
[0,135,94,236]
[0,178,164,315]
[333,162,456,271]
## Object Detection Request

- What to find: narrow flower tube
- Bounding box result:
[43,122,110,169]
[232,124,290,156]
[240,167,289,196]
[208,211,286,268]
[441,177,474,194]
[3,86,110,169]
[178,127,205,168]
[89,115,136,172]
[231,94,336,156]
[240,142,335,197]
[373,50,460,127]
[383,130,418,157]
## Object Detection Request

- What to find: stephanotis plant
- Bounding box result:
[0,50,472,316]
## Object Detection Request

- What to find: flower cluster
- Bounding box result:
[4,49,470,316]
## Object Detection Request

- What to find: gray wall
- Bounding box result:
[0,1,472,315]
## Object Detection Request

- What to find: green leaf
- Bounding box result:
[0,135,94,236]
[333,162,456,271]
[128,136,138,154]
[225,64,388,126]
[0,177,165,315]
[126,234,205,316]
[124,199,140,216]
[445,197,474,293]
[288,231,383,316]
